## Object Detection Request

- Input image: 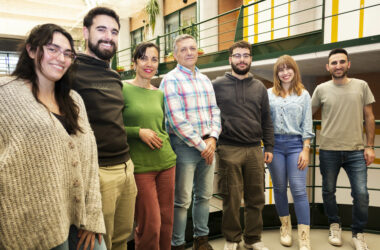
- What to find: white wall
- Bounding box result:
[246,0,323,44]
[198,0,219,53]
[324,0,380,43]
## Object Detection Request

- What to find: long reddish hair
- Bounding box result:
[272,55,304,97]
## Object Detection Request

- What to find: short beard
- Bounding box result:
[88,39,116,61]
[231,63,250,75]
[331,70,347,79]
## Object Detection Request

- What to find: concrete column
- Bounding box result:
[117,18,131,69]
[198,0,218,53]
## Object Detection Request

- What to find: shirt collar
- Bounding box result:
[177,64,199,76]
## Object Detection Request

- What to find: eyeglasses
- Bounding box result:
[231,53,251,59]
[44,44,76,61]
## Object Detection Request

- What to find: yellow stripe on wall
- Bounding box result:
[288,0,291,37]
[243,0,250,41]
[254,1,259,43]
[271,0,274,40]
[269,174,273,204]
[359,0,365,38]
[331,0,339,42]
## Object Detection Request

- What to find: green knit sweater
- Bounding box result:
[122,82,176,173]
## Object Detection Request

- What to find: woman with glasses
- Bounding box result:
[267,55,314,250]
[122,42,176,250]
[0,24,105,250]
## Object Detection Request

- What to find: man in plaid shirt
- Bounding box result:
[160,34,221,250]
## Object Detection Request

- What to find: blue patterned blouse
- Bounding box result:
[268,87,314,141]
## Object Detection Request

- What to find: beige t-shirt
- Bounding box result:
[311,78,375,150]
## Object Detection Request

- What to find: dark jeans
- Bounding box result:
[217,145,265,244]
[319,150,369,234]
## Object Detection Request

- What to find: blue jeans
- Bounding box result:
[170,135,215,246]
[319,150,369,234]
[268,135,310,225]
[52,225,106,250]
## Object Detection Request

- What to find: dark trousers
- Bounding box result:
[319,150,369,234]
[217,145,265,244]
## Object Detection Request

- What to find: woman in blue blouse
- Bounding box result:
[268,55,314,250]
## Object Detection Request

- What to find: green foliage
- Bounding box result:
[180,21,198,40]
[145,0,160,34]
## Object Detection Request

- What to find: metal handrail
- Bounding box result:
[115,0,322,69]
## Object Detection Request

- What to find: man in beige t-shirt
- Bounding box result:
[311,48,375,250]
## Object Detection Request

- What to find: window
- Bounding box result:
[131,27,144,48]
[164,4,196,55]
[0,52,18,75]
[130,27,144,62]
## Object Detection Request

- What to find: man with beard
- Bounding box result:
[212,41,274,250]
[311,48,375,250]
[70,7,137,250]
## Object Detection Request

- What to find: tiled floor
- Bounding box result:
[186,229,379,250]
[190,197,380,249]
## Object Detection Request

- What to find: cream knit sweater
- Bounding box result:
[0,76,105,249]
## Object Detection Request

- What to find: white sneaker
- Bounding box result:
[244,241,269,250]
[224,241,239,250]
[352,233,370,250]
[328,223,342,246]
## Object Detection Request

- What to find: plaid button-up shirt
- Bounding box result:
[160,64,221,152]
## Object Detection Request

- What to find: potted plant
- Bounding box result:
[165,52,174,62]
[145,0,160,34]
[116,65,125,73]
[180,21,198,40]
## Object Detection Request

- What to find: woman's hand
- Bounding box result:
[77,229,102,250]
[297,149,309,170]
[139,128,163,149]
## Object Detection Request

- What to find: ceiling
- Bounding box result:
[0,0,148,37]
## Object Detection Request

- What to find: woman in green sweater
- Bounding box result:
[122,42,177,250]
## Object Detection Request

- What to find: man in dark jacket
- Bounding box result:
[212,41,274,250]
[70,7,137,250]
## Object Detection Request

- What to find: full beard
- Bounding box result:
[88,39,117,61]
[231,62,250,75]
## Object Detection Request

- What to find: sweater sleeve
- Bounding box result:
[74,92,106,234]
[261,87,274,153]
[125,126,141,139]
